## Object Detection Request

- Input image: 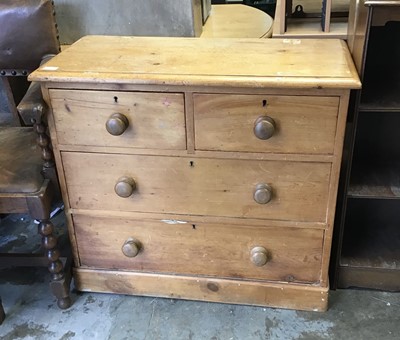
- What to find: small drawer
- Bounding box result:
[74,215,323,283]
[193,94,339,154]
[49,89,186,150]
[63,152,331,222]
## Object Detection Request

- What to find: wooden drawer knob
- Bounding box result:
[253,183,272,204]
[106,113,129,136]
[115,176,136,198]
[254,116,275,140]
[122,238,141,257]
[251,246,269,267]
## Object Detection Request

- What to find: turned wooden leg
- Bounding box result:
[33,112,61,200]
[38,220,72,309]
[0,297,5,325]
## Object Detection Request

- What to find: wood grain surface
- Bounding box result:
[29,36,361,89]
[194,94,339,154]
[62,152,331,222]
[74,268,329,311]
[50,89,186,150]
[74,215,323,283]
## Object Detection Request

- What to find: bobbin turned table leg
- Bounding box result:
[38,220,72,309]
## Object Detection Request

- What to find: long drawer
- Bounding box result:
[193,94,339,154]
[63,152,331,222]
[74,215,323,283]
[49,89,186,150]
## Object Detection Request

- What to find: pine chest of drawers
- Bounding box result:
[30,36,360,311]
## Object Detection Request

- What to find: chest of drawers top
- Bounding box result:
[30,35,360,89]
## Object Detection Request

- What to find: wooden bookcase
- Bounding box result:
[331,0,400,291]
[273,0,349,38]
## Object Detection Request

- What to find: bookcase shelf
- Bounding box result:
[331,1,400,291]
[272,0,349,38]
[338,199,400,291]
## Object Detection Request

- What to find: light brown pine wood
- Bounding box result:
[49,89,186,150]
[29,36,361,89]
[44,82,350,96]
[200,4,273,38]
[74,269,329,312]
[62,152,331,222]
[184,92,195,154]
[41,86,82,267]
[71,209,327,230]
[46,144,336,163]
[194,94,339,154]
[320,91,351,285]
[74,215,323,283]
[32,36,360,311]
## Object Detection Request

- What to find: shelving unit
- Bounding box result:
[272,0,349,38]
[331,0,400,291]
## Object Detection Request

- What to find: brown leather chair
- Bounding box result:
[0,0,71,323]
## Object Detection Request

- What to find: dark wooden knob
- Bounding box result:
[115,176,136,198]
[106,113,129,136]
[251,246,269,267]
[122,238,141,257]
[254,116,275,140]
[253,183,272,204]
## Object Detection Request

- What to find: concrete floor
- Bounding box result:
[1,213,399,340]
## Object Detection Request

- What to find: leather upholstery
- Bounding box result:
[0,0,60,74]
[16,82,44,125]
[17,54,56,125]
[0,127,43,193]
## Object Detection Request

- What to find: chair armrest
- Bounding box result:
[17,54,56,125]
[17,81,45,125]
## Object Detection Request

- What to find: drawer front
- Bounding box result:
[74,215,323,283]
[194,94,339,154]
[49,89,186,150]
[63,152,331,222]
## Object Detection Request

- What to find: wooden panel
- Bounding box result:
[74,268,329,311]
[71,209,327,229]
[338,266,400,291]
[0,196,28,213]
[63,153,331,222]
[29,36,361,90]
[319,91,350,285]
[49,89,186,150]
[194,94,339,154]
[51,144,335,163]
[74,215,323,283]
[347,0,370,76]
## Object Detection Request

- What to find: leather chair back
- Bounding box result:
[0,0,60,76]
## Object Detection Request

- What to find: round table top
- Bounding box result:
[200,4,273,39]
